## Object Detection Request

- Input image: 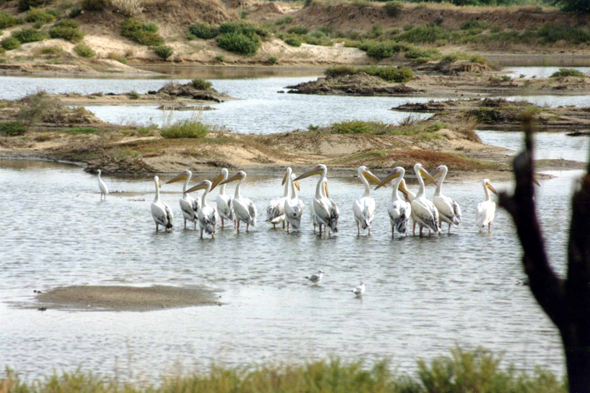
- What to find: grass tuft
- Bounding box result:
[159,120,210,139]
[550,68,586,78]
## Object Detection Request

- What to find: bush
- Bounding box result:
[0,12,22,29]
[154,45,173,59]
[108,51,127,64]
[191,78,212,90]
[159,120,210,139]
[284,36,301,47]
[332,120,390,135]
[555,0,590,12]
[17,0,50,13]
[121,18,165,46]
[365,42,402,59]
[25,8,55,24]
[325,65,357,78]
[81,0,106,11]
[110,0,144,17]
[40,45,64,55]
[551,68,586,78]
[68,6,82,18]
[217,31,260,55]
[49,20,84,42]
[187,22,218,39]
[74,43,95,58]
[384,1,403,17]
[215,55,224,62]
[396,24,450,43]
[128,90,140,99]
[461,19,489,30]
[268,55,277,64]
[12,28,47,43]
[1,37,21,50]
[0,121,27,136]
[325,65,413,83]
[219,21,269,40]
[287,26,308,35]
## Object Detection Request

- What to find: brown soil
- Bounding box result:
[35,285,221,311]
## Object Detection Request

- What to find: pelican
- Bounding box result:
[185,179,217,238]
[97,169,108,201]
[282,167,304,232]
[167,170,201,230]
[353,166,381,236]
[211,168,234,229]
[305,270,324,284]
[151,175,173,232]
[352,282,366,297]
[411,163,440,236]
[219,171,257,232]
[295,164,339,235]
[375,167,412,238]
[477,179,498,233]
[310,178,329,233]
[432,165,462,234]
[266,168,290,229]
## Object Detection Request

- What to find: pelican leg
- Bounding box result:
[368,226,371,236]
[282,221,285,229]
[200,228,203,239]
[184,219,187,229]
[273,223,276,229]
[155,223,158,232]
[357,223,360,237]
[488,222,492,233]
[237,220,240,233]
[420,226,423,237]
[413,221,417,236]
[221,219,225,229]
[287,222,290,233]
[392,225,394,239]
[448,223,451,234]
[313,224,316,233]
[246,223,250,232]
[194,221,197,230]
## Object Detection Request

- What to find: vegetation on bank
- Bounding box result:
[0,348,567,392]
[159,120,210,139]
[325,65,415,82]
[550,68,587,78]
[121,18,164,46]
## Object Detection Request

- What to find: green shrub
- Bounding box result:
[12,28,47,43]
[332,120,390,135]
[396,24,450,43]
[25,8,55,24]
[287,26,308,35]
[0,12,22,29]
[159,120,210,139]
[49,20,84,42]
[551,68,586,78]
[108,51,127,64]
[53,19,79,28]
[121,18,165,46]
[1,37,21,50]
[187,22,218,39]
[40,45,63,55]
[364,65,414,82]
[284,36,301,47]
[461,19,489,30]
[215,55,224,62]
[81,0,106,11]
[555,0,590,12]
[404,45,440,60]
[268,55,278,64]
[64,127,97,134]
[325,65,357,78]
[17,0,50,13]
[365,42,402,59]
[0,121,27,136]
[154,45,173,59]
[69,6,82,18]
[218,21,269,40]
[469,54,488,64]
[128,90,140,99]
[74,43,95,58]
[191,78,212,90]
[384,1,403,17]
[217,32,260,55]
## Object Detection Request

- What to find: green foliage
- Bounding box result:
[287,26,308,35]
[325,65,414,83]
[121,18,165,46]
[364,41,403,59]
[25,7,55,24]
[69,6,82,17]
[17,0,50,13]
[219,21,270,40]
[159,120,210,139]
[215,55,224,62]
[284,36,302,46]
[1,36,21,50]
[536,24,590,44]
[81,0,106,11]
[12,27,47,43]
[108,52,127,64]
[217,31,260,55]
[40,45,64,55]
[74,43,95,58]
[49,19,84,42]
[384,1,403,17]
[0,12,22,29]
[404,45,440,59]
[154,45,173,59]
[191,78,212,90]
[396,24,450,43]
[0,121,27,136]
[268,55,278,64]
[128,90,140,99]
[461,19,489,30]
[551,68,586,77]
[425,122,448,131]
[187,22,219,39]
[332,120,391,134]
[325,65,357,78]
[63,127,97,134]
[553,0,590,12]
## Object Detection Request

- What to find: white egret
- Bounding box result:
[97,170,108,201]
[352,166,381,236]
[432,165,462,234]
[219,171,257,232]
[211,168,234,229]
[352,282,366,297]
[185,179,217,239]
[305,270,324,284]
[476,179,498,233]
[151,175,173,232]
[411,163,440,236]
[266,168,290,229]
[295,164,339,234]
[282,167,304,232]
[166,170,201,230]
[375,167,412,238]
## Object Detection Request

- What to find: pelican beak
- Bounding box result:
[432,168,442,180]
[487,182,498,195]
[375,171,400,190]
[294,180,301,191]
[185,180,207,194]
[362,170,381,186]
[324,181,329,198]
[294,166,323,181]
[157,179,162,189]
[219,172,242,186]
[532,176,541,187]
[281,171,288,186]
[398,180,410,197]
[210,173,225,191]
[166,172,188,185]
[420,168,437,186]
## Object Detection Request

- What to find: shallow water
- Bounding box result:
[503,66,590,79]
[0,159,575,380]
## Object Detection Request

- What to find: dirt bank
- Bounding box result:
[35,285,221,311]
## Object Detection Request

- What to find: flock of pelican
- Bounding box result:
[99,162,514,238]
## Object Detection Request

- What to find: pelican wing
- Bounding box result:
[412,198,439,233]
[217,194,234,220]
[433,195,459,226]
[180,197,197,221]
[389,200,411,233]
[198,206,217,234]
[353,197,375,230]
[476,200,496,228]
[266,197,286,224]
[248,200,257,226]
[163,202,174,229]
[453,200,462,222]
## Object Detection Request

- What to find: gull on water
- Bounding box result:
[305,270,324,284]
[352,282,366,297]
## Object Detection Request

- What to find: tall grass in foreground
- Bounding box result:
[0,348,566,392]
[159,120,210,139]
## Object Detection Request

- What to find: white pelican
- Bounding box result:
[167,170,201,230]
[305,270,324,284]
[411,163,440,236]
[432,165,462,234]
[352,282,366,297]
[476,179,498,233]
[353,166,381,236]
[282,167,304,232]
[211,168,234,229]
[375,167,412,238]
[151,175,173,232]
[97,169,108,201]
[266,168,290,229]
[185,179,217,238]
[295,164,339,234]
[219,171,257,232]
[310,179,329,233]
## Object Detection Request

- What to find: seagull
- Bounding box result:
[305,270,324,284]
[352,282,366,297]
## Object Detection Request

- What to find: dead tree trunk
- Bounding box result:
[498,116,590,393]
